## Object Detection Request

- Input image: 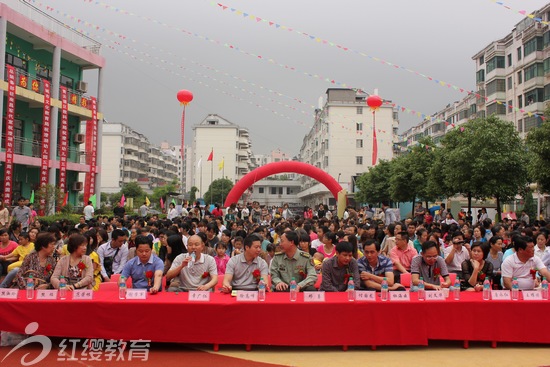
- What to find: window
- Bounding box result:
[517,71,523,84]
[60,75,73,89]
[544,31,550,48]
[507,100,512,114]
[524,88,544,104]
[486,103,506,116]
[356,106,363,114]
[36,67,52,81]
[518,95,523,109]
[486,56,505,74]
[270,187,277,195]
[507,76,512,90]
[524,37,543,57]
[356,139,363,148]
[476,69,485,83]
[356,123,363,131]
[545,58,550,74]
[524,63,543,81]
[524,115,541,132]
[286,187,292,195]
[518,119,523,133]
[479,56,484,65]
[507,54,512,67]
[517,47,522,61]
[5,54,27,71]
[278,187,283,195]
[545,84,550,101]
[356,156,363,165]
[258,187,264,194]
[486,79,505,95]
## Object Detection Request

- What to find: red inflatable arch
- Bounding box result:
[224,161,343,208]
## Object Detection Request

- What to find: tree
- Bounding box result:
[523,190,537,220]
[121,182,145,198]
[203,179,233,206]
[355,159,392,205]
[152,179,179,207]
[36,184,64,215]
[189,186,199,202]
[438,116,528,220]
[525,109,550,193]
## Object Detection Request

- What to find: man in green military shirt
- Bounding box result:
[270,231,317,291]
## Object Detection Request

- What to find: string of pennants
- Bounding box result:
[488,0,550,25]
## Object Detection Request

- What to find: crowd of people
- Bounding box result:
[1,198,549,296]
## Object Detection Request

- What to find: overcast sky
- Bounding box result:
[12,0,550,155]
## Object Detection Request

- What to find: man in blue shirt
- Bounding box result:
[358,239,403,291]
[121,235,164,293]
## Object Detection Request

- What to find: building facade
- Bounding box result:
[298,88,399,207]
[191,114,254,199]
[0,1,104,208]
[248,179,302,207]
[98,122,178,194]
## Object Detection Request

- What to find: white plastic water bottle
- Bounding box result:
[289,277,297,302]
[188,252,196,268]
[26,274,34,300]
[59,276,67,300]
[482,279,491,300]
[511,277,519,300]
[417,277,425,301]
[258,277,266,301]
[381,277,389,301]
[347,277,355,301]
[453,278,461,300]
[119,276,127,300]
[542,277,549,300]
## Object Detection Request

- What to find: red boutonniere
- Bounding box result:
[43,264,52,276]
[299,270,307,279]
[252,269,261,283]
[145,270,154,287]
[77,261,87,277]
[201,272,210,279]
[530,268,538,279]
[433,267,441,279]
[479,272,486,281]
[344,268,352,285]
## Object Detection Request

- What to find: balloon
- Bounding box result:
[366,95,383,111]
[177,90,194,105]
[223,161,343,208]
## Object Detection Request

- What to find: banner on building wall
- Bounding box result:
[83,97,97,205]
[58,87,68,195]
[3,66,16,206]
[38,80,51,214]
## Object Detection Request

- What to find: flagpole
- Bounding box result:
[210,147,213,205]
[221,156,225,206]
[200,156,203,202]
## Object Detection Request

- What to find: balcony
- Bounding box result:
[523,101,545,114]
[523,76,545,90]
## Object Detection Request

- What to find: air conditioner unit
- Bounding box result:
[76,81,88,93]
[72,181,84,191]
[73,133,85,144]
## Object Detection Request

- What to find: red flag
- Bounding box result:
[207,149,213,161]
[62,192,68,206]
[160,197,165,209]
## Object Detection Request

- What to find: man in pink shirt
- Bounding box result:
[390,231,418,283]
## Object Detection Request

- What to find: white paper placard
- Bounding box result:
[425,291,446,301]
[303,291,325,302]
[72,290,93,300]
[36,290,58,300]
[390,291,410,301]
[188,291,210,302]
[0,289,18,299]
[522,290,543,300]
[355,291,377,302]
[491,290,511,300]
[236,291,258,302]
[125,289,147,300]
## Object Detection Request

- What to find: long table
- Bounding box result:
[1,290,548,347]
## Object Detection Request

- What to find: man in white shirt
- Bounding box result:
[83,201,94,221]
[502,236,550,290]
[444,231,470,279]
[97,229,129,281]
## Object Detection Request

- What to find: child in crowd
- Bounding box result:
[232,236,244,257]
[215,242,230,275]
[313,252,324,274]
[265,243,275,267]
[220,229,233,256]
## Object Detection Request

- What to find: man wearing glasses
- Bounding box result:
[389,231,418,283]
[444,231,470,279]
[411,241,451,290]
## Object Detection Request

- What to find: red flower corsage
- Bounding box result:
[433,267,441,279]
[77,261,87,277]
[252,269,261,283]
[145,270,154,287]
[479,272,486,281]
[43,264,52,276]
[299,270,307,279]
[201,272,210,279]
[344,273,352,285]
[530,268,538,279]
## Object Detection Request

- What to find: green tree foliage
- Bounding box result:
[525,113,550,193]
[523,190,537,220]
[189,186,199,202]
[151,179,179,207]
[204,179,234,206]
[355,160,392,205]
[121,182,145,198]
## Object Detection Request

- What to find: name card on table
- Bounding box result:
[236,291,258,302]
[126,289,147,300]
[425,291,445,301]
[72,290,93,300]
[522,290,543,301]
[355,291,376,302]
[188,291,210,302]
[36,290,58,300]
[491,290,511,300]
[304,291,325,302]
[0,289,18,299]
[389,291,410,301]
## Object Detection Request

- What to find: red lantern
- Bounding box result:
[177,90,194,105]
[366,95,383,111]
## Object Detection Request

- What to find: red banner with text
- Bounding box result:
[38,80,51,213]
[3,66,16,206]
[83,97,97,204]
[58,87,68,196]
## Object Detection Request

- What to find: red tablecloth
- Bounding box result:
[1,291,548,346]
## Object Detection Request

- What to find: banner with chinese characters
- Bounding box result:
[3,66,16,205]
[58,87,68,196]
[39,80,51,213]
[83,97,97,205]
